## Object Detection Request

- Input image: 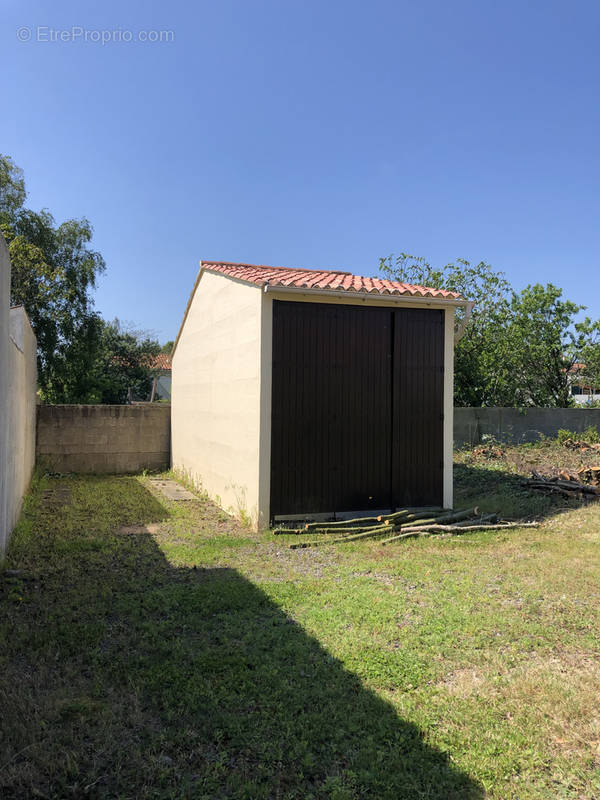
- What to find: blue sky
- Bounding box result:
[3,0,599,343]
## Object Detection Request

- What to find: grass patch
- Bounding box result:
[1,459,600,799]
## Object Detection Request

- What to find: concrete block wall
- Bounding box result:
[1,237,38,555]
[454,407,600,447]
[36,404,171,473]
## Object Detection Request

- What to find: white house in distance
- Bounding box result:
[568,363,600,405]
[171,261,470,529]
[149,352,172,401]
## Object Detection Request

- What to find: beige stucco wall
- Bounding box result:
[171,271,263,525]
[5,307,38,544]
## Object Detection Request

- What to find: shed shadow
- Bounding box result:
[2,477,483,799]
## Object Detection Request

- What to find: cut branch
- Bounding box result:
[380,521,539,546]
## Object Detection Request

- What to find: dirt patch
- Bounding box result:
[147,478,198,501]
[439,666,486,697]
[117,523,162,535]
[232,541,341,581]
[439,652,600,699]
[40,485,72,509]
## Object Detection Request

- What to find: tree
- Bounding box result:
[160,340,174,353]
[379,254,597,407]
[0,154,105,401]
[575,318,600,401]
[380,254,513,406]
[0,155,26,218]
[504,284,585,407]
[87,319,161,404]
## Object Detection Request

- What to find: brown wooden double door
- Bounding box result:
[270,300,444,518]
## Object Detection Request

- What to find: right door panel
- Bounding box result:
[391,308,445,508]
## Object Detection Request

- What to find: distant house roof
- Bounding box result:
[152,353,172,371]
[202,261,463,300]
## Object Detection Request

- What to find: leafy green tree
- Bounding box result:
[0,154,105,401]
[380,254,513,405]
[88,319,161,404]
[575,318,600,401]
[380,254,597,407]
[160,340,174,354]
[505,284,585,407]
[0,155,26,217]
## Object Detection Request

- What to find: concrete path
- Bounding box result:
[148,478,197,501]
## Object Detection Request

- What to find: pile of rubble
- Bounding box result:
[562,438,600,453]
[472,445,505,459]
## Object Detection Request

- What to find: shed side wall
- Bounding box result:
[171,272,262,524]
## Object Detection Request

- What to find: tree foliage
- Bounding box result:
[380,253,598,407]
[575,318,600,400]
[87,319,161,404]
[505,284,585,407]
[1,155,106,401]
[0,155,26,218]
[1,154,164,404]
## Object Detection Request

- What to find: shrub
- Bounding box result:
[557,426,600,445]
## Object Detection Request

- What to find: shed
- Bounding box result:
[171,261,468,528]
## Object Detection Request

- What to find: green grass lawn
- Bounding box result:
[1,448,600,799]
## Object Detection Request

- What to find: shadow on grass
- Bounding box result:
[454,461,587,521]
[1,476,483,799]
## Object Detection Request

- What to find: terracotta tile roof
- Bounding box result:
[152,353,172,370]
[201,261,463,300]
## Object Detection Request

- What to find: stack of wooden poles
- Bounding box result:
[274,507,538,550]
[522,468,600,499]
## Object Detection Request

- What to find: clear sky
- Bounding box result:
[3,0,599,343]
